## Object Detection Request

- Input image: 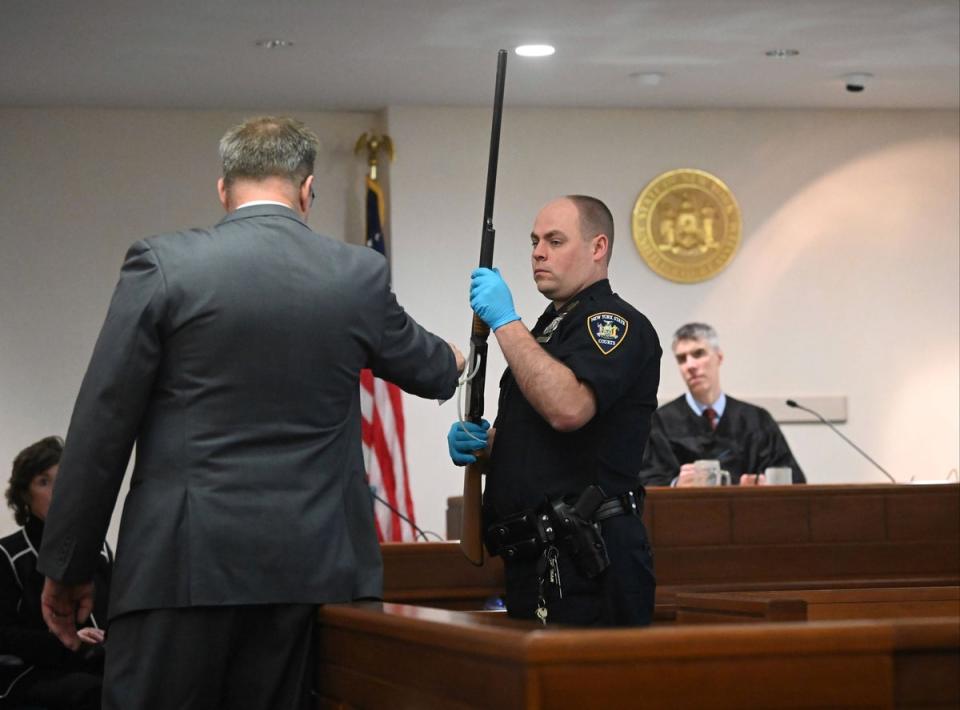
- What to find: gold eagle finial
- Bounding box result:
[354,132,395,181]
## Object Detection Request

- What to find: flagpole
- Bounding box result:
[356,132,418,542]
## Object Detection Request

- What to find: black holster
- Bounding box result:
[484,485,612,578]
[546,485,610,578]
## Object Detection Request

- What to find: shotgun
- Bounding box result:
[460,49,507,566]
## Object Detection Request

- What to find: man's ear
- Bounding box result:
[217,178,229,211]
[593,234,609,263]
[299,175,315,214]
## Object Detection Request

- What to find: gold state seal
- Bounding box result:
[631,169,741,283]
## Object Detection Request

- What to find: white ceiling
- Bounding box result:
[1,0,958,111]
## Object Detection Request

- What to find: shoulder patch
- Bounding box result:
[587,312,628,354]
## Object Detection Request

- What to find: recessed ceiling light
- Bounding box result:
[630,72,664,87]
[515,44,555,58]
[765,49,800,58]
[255,39,295,49]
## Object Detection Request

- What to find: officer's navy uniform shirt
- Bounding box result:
[485,279,661,519]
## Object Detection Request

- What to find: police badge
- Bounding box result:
[535,315,564,343]
[535,299,579,343]
[588,313,628,354]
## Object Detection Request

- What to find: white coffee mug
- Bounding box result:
[693,459,730,486]
[764,466,793,485]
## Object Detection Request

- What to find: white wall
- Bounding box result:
[1,106,957,542]
[387,107,960,537]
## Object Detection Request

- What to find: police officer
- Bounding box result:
[448,195,661,626]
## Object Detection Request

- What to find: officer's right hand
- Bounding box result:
[447,420,490,466]
[470,268,520,331]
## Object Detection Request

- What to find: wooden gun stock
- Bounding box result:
[459,462,484,565]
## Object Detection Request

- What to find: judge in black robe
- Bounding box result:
[639,394,805,486]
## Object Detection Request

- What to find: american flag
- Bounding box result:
[360,176,418,541]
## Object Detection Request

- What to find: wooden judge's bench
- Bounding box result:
[316,484,960,709]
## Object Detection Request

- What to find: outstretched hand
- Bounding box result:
[447,341,466,374]
[41,578,94,651]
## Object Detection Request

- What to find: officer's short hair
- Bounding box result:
[672,322,720,351]
[219,116,319,188]
[566,195,614,264]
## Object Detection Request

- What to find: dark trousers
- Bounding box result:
[103,604,316,710]
[2,667,101,710]
[503,514,656,626]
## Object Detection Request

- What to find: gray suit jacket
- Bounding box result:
[37,204,457,619]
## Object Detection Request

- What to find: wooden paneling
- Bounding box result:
[657,541,959,586]
[314,602,958,709]
[809,495,886,542]
[731,496,810,544]
[360,485,960,708]
[891,619,960,710]
[316,603,959,709]
[887,492,960,541]
[433,486,960,613]
[381,542,504,609]
[648,485,960,604]
[651,497,732,545]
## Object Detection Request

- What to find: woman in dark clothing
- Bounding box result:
[0,436,112,710]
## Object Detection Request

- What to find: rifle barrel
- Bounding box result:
[460,49,509,567]
[480,49,508,250]
[466,49,508,423]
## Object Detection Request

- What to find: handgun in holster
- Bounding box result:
[546,485,611,578]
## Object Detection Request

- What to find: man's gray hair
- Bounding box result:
[219,116,319,187]
[672,322,720,350]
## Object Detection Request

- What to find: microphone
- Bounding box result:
[369,487,444,542]
[785,399,897,483]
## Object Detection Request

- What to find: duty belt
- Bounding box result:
[593,488,644,521]
[485,486,645,566]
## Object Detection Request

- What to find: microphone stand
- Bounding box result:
[785,399,897,483]
[369,488,443,542]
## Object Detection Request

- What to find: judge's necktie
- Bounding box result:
[704,407,718,431]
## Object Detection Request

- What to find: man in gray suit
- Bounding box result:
[36,116,463,709]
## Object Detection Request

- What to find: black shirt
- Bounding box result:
[485,279,661,519]
[0,516,112,695]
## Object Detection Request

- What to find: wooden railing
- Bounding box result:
[317,484,960,708]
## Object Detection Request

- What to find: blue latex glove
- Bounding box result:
[470,268,520,331]
[447,419,490,466]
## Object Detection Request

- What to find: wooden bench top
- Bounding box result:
[675,585,960,624]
